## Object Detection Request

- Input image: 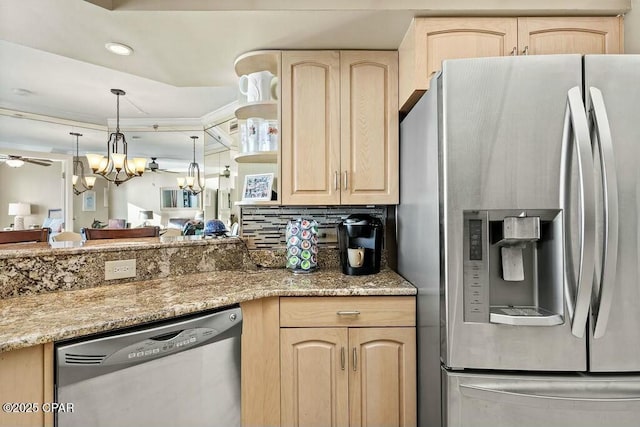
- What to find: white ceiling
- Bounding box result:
[0,0,631,166]
[0,0,417,164]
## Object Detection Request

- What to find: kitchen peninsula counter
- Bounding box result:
[0,268,415,353]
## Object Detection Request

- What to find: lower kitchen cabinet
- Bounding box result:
[281,327,416,427]
[0,343,54,427]
[281,328,349,427]
[279,296,416,427]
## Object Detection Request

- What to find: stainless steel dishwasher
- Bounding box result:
[55,306,242,427]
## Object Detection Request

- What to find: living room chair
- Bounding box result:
[0,228,51,244]
[82,226,160,240]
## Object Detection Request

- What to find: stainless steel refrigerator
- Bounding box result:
[397,54,640,427]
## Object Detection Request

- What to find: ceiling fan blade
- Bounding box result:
[23,158,53,167]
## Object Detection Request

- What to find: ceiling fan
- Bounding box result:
[0,154,53,168]
[146,157,177,174]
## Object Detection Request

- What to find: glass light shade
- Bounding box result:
[177,177,185,188]
[98,158,109,173]
[85,176,97,188]
[133,158,147,173]
[185,176,195,187]
[86,154,104,171]
[72,175,79,185]
[111,153,126,170]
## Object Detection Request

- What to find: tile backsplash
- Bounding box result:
[240,206,387,250]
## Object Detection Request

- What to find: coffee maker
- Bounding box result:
[337,214,383,275]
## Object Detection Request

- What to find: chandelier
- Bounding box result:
[70,132,96,195]
[86,89,147,186]
[177,136,204,195]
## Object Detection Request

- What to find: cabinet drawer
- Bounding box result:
[280,296,415,327]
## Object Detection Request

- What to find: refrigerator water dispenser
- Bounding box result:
[462,210,564,326]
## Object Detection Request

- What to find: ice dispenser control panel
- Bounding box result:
[463,211,490,322]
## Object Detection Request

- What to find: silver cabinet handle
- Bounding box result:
[352,348,357,371]
[589,87,619,339]
[341,346,345,370]
[343,171,348,190]
[334,171,338,191]
[560,86,596,339]
[510,47,517,56]
[336,311,360,316]
[522,46,529,55]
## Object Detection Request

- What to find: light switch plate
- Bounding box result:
[105,259,136,280]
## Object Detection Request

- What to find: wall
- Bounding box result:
[0,162,64,229]
[625,0,640,53]
[108,170,201,227]
[71,158,109,232]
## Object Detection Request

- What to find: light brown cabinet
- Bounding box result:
[281,50,399,205]
[517,17,623,56]
[0,343,54,427]
[399,16,623,112]
[280,296,416,427]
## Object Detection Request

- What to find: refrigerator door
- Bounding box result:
[584,55,640,372]
[440,55,587,371]
[443,370,640,427]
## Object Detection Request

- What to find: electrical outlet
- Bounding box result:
[105,259,136,280]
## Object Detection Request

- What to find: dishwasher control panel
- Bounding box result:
[104,327,218,365]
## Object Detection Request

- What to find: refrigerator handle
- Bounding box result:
[589,87,619,339]
[560,86,596,339]
[459,384,640,411]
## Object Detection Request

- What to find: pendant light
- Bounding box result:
[86,89,147,186]
[70,132,96,195]
[177,136,204,195]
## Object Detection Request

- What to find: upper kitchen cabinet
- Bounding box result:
[281,51,341,205]
[517,17,623,56]
[399,16,623,113]
[340,51,399,205]
[281,50,399,205]
[399,18,518,113]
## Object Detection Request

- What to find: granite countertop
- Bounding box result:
[0,236,231,259]
[0,268,415,353]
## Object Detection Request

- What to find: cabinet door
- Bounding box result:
[0,344,54,427]
[281,328,349,427]
[340,51,399,205]
[400,17,517,111]
[281,51,340,205]
[349,328,417,427]
[518,17,623,55]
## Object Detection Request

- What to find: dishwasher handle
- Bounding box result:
[149,330,184,341]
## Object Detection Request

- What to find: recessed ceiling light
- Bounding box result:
[105,42,133,56]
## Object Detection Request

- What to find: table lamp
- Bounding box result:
[139,210,153,227]
[8,202,31,230]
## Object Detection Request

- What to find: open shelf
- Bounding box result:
[234,50,280,76]
[235,101,278,120]
[234,151,278,164]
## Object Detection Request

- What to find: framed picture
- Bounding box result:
[82,190,96,212]
[242,173,274,201]
[47,208,63,219]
